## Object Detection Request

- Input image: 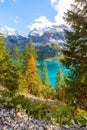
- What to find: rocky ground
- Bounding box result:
[0,104,87,130]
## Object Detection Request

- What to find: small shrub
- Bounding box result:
[75,109,87,126]
[52,105,75,126]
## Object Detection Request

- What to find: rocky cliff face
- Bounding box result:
[28,24,70,47]
[0,24,71,51]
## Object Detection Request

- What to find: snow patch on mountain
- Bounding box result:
[29,24,70,37]
[0,26,25,37]
[28,24,71,46]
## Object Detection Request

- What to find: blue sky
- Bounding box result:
[0,0,74,36]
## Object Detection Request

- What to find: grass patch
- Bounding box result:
[0,92,76,126]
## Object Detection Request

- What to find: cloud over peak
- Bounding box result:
[28,16,53,31]
[50,0,74,25]
[28,0,74,31]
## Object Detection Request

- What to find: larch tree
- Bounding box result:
[23,39,37,71]
[26,56,43,96]
[25,40,43,96]
[62,0,87,109]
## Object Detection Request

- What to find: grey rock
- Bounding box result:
[39,126,44,130]
[0,107,87,130]
[14,124,19,129]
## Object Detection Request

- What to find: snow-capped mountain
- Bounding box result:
[0,26,20,36]
[0,26,28,51]
[0,24,71,51]
[28,24,71,47]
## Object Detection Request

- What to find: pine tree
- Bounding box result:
[62,0,87,109]
[24,44,30,62]
[0,34,18,90]
[28,39,37,58]
[12,45,22,71]
[42,60,53,98]
[0,34,10,84]
[42,60,50,87]
[24,39,37,60]
[55,67,64,100]
[12,45,28,93]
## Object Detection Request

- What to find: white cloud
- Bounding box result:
[28,0,74,31]
[53,0,74,25]
[0,26,18,36]
[14,16,19,24]
[28,16,53,31]
[0,0,5,3]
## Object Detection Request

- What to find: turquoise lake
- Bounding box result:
[38,60,70,88]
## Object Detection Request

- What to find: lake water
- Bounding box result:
[38,60,70,88]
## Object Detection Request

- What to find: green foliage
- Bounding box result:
[23,39,36,61]
[28,39,37,59]
[0,34,10,83]
[42,60,50,87]
[43,85,53,99]
[62,0,87,109]
[16,104,24,112]
[12,45,23,73]
[55,67,64,101]
[0,94,74,123]
[36,43,62,59]
[2,93,87,126]
[10,95,52,120]
[41,60,53,99]
[0,34,18,90]
[25,40,44,96]
[18,73,28,94]
[75,109,87,126]
[23,39,37,72]
[52,105,75,126]
[26,56,43,96]
[23,44,30,61]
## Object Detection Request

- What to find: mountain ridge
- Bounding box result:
[0,24,71,50]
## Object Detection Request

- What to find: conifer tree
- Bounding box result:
[12,45,28,93]
[24,39,37,61]
[12,45,22,71]
[0,34,10,84]
[55,67,64,100]
[26,56,43,95]
[0,34,18,90]
[42,60,53,98]
[25,40,43,96]
[23,39,37,72]
[28,39,37,59]
[42,60,50,87]
[24,44,30,62]
[62,0,87,109]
